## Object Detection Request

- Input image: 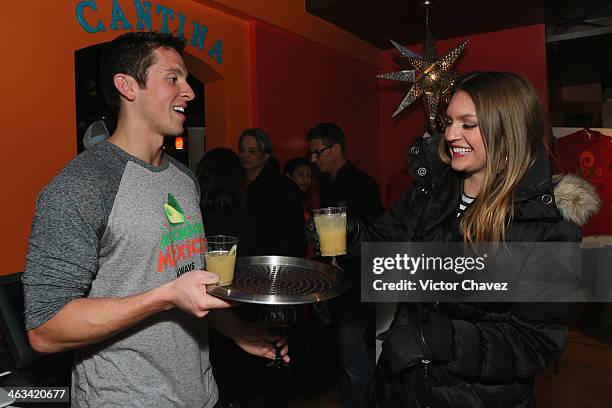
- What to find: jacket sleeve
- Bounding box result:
[444,223,581,383]
[434,302,569,384]
[427,239,580,384]
[361,184,425,243]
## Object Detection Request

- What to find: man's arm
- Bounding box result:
[27,270,232,354]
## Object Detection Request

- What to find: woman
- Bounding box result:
[197,149,247,408]
[196,147,244,237]
[218,129,307,408]
[367,72,599,407]
[238,128,307,257]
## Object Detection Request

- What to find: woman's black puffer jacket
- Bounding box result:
[367,135,600,408]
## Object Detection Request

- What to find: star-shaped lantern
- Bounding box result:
[379,22,468,131]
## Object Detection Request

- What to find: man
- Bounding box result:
[23,32,286,407]
[307,123,384,408]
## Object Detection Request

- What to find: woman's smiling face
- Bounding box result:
[443,90,487,180]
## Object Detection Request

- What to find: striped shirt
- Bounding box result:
[456,193,475,218]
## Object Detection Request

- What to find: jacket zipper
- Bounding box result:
[419,332,433,407]
[422,358,430,379]
[418,310,432,379]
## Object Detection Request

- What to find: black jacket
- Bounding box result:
[212,158,307,396]
[367,136,600,408]
[239,157,307,258]
[319,160,384,296]
[319,160,384,224]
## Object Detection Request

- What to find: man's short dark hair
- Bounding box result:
[306,122,346,153]
[100,31,186,110]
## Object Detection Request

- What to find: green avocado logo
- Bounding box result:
[164,193,185,225]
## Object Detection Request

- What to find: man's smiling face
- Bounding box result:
[134,47,195,138]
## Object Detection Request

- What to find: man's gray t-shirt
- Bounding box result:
[23,142,217,407]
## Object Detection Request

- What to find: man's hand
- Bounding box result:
[162,270,233,317]
[232,322,290,363]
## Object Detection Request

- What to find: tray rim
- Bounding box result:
[206,255,351,305]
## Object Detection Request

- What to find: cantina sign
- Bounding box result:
[76,0,224,65]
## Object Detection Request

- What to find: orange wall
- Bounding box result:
[1,0,254,275]
[378,24,549,191]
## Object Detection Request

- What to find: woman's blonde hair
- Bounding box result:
[439,71,544,243]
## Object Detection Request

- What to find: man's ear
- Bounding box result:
[332,143,342,155]
[113,74,137,102]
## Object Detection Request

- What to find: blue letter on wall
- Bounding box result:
[190,21,208,50]
[76,0,105,33]
[208,39,223,65]
[110,0,133,30]
[177,12,186,38]
[155,4,175,33]
[134,0,152,31]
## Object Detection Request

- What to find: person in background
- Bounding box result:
[366,71,600,407]
[284,157,316,259]
[284,157,313,194]
[285,156,320,224]
[215,129,306,408]
[307,122,384,408]
[22,32,286,408]
[196,148,250,408]
[238,128,307,258]
[197,147,244,237]
[283,156,321,380]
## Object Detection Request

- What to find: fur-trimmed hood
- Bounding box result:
[553,174,601,226]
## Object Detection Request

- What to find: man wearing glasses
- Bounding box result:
[306,122,384,408]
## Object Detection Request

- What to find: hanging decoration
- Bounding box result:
[378,1,468,131]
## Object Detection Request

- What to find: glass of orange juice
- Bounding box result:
[205,235,238,286]
[312,207,347,257]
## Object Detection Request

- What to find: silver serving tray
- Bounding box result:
[207,256,350,305]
